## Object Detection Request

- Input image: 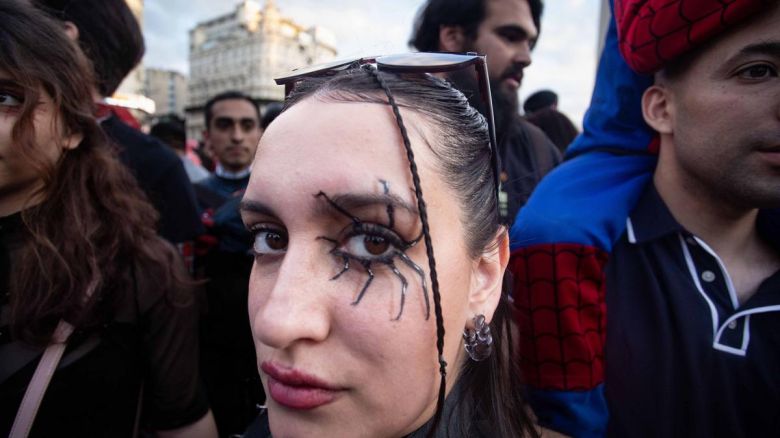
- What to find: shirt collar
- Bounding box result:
[627,183,683,244]
[215,164,251,180]
[627,183,780,251]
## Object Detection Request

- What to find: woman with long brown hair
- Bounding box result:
[0,2,216,437]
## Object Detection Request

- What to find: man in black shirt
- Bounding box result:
[409,0,561,222]
[509,1,780,436]
[33,0,203,251]
[604,4,780,435]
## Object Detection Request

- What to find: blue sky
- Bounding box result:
[143,0,603,126]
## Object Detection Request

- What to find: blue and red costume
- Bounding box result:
[508,1,768,436]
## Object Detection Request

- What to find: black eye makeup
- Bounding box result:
[315,184,429,321]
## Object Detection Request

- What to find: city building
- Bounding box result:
[112,0,155,116]
[186,0,337,139]
[145,68,189,119]
[598,0,610,56]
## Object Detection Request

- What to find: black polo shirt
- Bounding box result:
[604,184,780,437]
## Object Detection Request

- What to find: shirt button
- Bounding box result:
[701,270,716,282]
[728,321,738,330]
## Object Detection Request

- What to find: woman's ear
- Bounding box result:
[641,83,674,135]
[63,131,84,150]
[62,21,80,42]
[438,25,466,52]
[466,228,509,327]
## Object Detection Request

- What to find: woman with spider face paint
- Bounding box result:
[241,64,538,437]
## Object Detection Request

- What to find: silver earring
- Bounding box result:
[463,314,492,361]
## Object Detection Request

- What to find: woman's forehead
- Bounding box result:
[245,100,431,214]
[262,98,406,147]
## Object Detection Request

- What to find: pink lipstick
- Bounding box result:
[261,361,343,410]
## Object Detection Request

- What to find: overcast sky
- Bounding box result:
[143,0,602,126]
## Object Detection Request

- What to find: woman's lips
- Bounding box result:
[262,361,343,410]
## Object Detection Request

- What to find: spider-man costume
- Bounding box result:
[509,1,769,436]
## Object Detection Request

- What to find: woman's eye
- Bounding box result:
[0,92,22,108]
[252,229,288,255]
[737,64,777,80]
[343,233,395,259]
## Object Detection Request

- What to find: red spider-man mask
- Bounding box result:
[615,0,769,74]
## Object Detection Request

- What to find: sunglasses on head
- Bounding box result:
[274,52,501,207]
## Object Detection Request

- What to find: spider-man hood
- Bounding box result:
[616,0,769,74]
[567,0,769,160]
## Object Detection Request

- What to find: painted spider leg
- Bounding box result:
[380,179,395,229]
[408,232,423,247]
[331,256,350,280]
[396,251,430,320]
[316,191,360,224]
[389,261,408,321]
[317,236,353,280]
[352,262,375,306]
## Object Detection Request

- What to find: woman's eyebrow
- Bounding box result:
[314,192,419,217]
[0,78,24,91]
[239,199,278,218]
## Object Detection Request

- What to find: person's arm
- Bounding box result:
[156,410,217,438]
[137,241,213,435]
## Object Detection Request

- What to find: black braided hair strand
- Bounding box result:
[364,65,448,437]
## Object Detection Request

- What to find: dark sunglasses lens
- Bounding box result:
[275,57,362,84]
[377,52,477,69]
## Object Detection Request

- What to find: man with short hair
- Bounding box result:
[195,91,264,437]
[410,0,560,222]
[510,0,780,436]
[199,91,262,200]
[33,0,204,249]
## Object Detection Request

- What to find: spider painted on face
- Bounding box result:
[315,181,429,321]
[248,179,430,320]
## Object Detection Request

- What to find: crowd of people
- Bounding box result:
[1,0,777,437]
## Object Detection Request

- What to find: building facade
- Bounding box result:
[598,0,610,57]
[187,0,337,139]
[112,0,154,115]
[145,68,189,119]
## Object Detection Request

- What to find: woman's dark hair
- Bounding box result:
[409,0,544,52]
[283,68,538,437]
[31,0,145,97]
[0,0,189,345]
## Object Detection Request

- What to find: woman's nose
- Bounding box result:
[248,241,333,350]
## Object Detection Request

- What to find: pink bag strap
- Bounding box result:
[10,278,98,438]
[9,320,75,438]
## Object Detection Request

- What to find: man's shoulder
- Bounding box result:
[101,116,181,170]
[501,115,562,178]
[196,175,222,191]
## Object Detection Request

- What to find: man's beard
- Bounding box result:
[446,69,519,145]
